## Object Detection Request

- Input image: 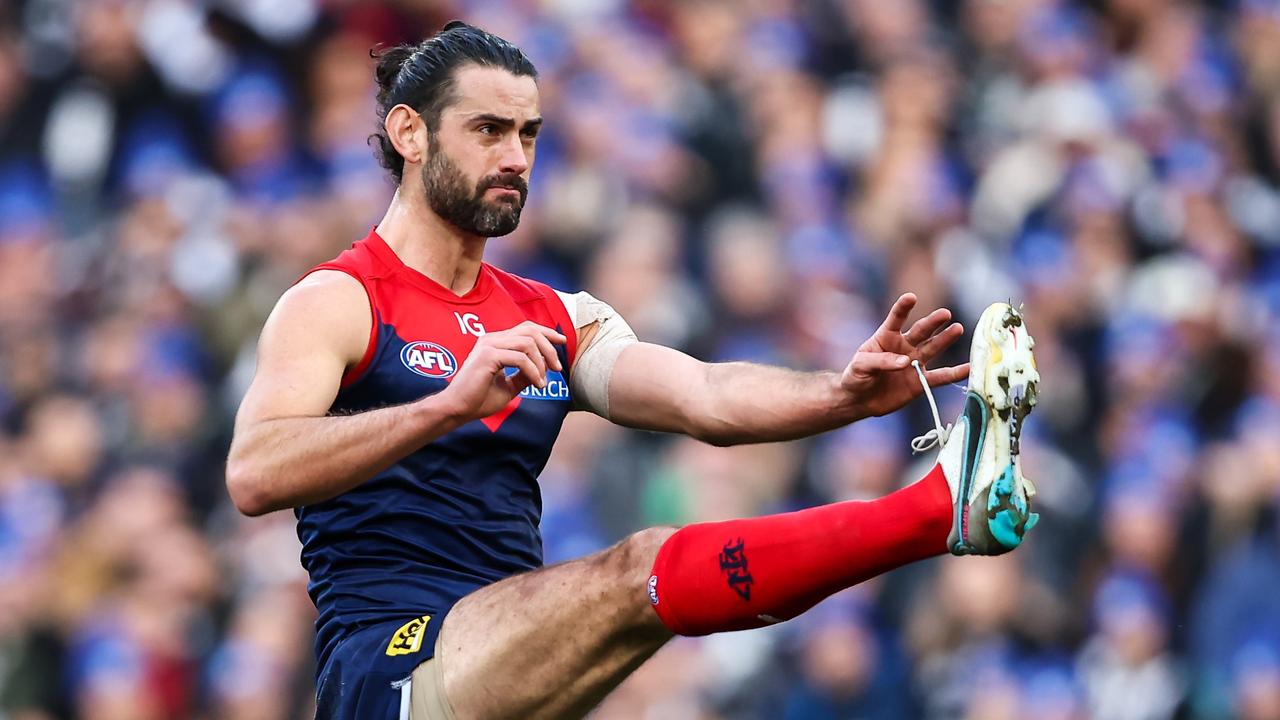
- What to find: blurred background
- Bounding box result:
[2,0,1280,718]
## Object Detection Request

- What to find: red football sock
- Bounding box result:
[648,464,953,636]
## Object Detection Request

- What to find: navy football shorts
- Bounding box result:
[314,612,447,720]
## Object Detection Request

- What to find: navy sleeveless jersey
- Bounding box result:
[295,229,578,674]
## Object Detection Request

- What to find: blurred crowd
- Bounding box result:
[2,0,1280,717]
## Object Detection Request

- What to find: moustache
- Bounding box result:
[477,174,528,203]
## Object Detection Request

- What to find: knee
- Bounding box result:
[604,526,677,627]
[600,527,676,592]
[618,526,677,570]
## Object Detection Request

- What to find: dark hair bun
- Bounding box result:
[373,45,415,94]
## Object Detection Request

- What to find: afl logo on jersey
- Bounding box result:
[401,341,458,379]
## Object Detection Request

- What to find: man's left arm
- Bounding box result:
[604,294,970,446]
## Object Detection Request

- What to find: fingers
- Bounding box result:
[854,351,913,373]
[914,322,964,363]
[516,320,567,344]
[879,293,917,334]
[495,321,566,347]
[925,363,970,387]
[476,322,567,384]
[504,334,546,380]
[490,348,544,389]
[511,321,566,373]
[853,352,967,386]
[902,308,952,346]
[529,330,563,373]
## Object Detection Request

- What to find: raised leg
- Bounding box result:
[424,464,956,719]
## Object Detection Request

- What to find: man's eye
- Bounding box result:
[478,125,496,135]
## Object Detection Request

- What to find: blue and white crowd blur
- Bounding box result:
[1,0,1278,717]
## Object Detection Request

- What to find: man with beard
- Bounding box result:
[226,22,1043,720]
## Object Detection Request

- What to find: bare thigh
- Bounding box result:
[431,527,677,720]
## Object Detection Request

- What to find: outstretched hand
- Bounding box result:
[841,293,970,419]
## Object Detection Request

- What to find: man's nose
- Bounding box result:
[496,133,529,176]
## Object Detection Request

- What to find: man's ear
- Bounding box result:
[385,104,428,165]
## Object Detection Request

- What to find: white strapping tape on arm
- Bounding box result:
[554,290,637,419]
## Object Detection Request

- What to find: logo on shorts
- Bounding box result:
[648,575,659,605]
[401,341,457,379]
[385,615,432,657]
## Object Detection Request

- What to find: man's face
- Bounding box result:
[420,65,540,237]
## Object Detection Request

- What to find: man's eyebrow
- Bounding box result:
[468,113,543,131]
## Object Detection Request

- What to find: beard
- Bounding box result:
[421,147,528,237]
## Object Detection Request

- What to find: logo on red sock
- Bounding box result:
[647,575,659,605]
[718,538,754,601]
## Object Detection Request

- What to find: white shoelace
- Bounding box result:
[909,359,952,454]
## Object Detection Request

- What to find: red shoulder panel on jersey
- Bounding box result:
[487,267,578,367]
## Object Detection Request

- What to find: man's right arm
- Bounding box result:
[225,271,565,516]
